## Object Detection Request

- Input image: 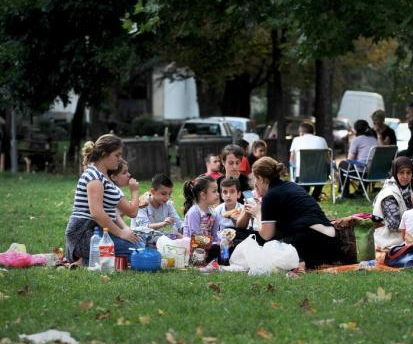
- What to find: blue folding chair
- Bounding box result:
[339,145,398,202]
[290,148,336,203]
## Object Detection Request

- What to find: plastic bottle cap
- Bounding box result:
[103,228,109,232]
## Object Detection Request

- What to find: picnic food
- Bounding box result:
[139,192,150,208]
[223,207,241,219]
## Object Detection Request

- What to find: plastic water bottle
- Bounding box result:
[99,228,115,273]
[220,238,230,266]
[358,259,376,269]
[88,227,102,270]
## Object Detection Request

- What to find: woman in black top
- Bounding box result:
[251,156,341,268]
[217,144,251,204]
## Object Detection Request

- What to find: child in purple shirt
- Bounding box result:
[183,175,220,261]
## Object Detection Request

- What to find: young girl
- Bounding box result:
[248,140,268,167]
[108,158,135,231]
[65,134,140,265]
[217,144,251,203]
[183,175,220,261]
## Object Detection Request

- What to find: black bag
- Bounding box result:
[384,243,413,268]
[331,217,358,264]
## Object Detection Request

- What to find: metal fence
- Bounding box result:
[178,137,233,178]
[122,137,169,180]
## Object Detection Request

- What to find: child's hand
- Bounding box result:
[129,178,139,192]
[120,228,140,243]
[164,217,174,225]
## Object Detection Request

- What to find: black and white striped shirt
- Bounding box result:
[71,166,121,221]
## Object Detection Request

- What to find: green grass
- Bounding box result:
[1,173,412,344]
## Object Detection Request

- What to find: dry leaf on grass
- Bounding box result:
[196,326,203,337]
[29,216,36,220]
[250,283,260,291]
[202,337,217,344]
[366,287,392,302]
[212,294,222,301]
[116,317,131,326]
[339,322,358,330]
[207,283,221,293]
[17,285,31,296]
[0,292,10,300]
[95,309,111,320]
[99,275,111,283]
[115,295,125,307]
[157,309,165,316]
[79,300,94,311]
[266,283,275,293]
[299,298,314,314]
[270,301,279,309]
[256,328,273,340]
[166,332,177,344]
[139,315,151,325]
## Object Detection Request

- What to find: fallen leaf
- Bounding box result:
[56,201,64,207]
[17,285,31,296]
[299,298,314,314]
[250,283,260,291]
[29,216,36,220]
[157,309,165,316]
[202,337,217,344]
[116,316,131,326]
[339,322,358,330]
[139,315,151,325]
[355,299,365,306]
[0,292,10,300]
[115,295,125,307]
[100,275,111,283]
[256,328,273,340]
[207,283,221,293]
[196,326,203,337]
[270,301,279,309]
[312,319,334,328]
[332,299,344,304]
[212,294,222,301]
[266,283,275,293]
[366,287,392,302]
[79,300,94,311]
[166,332,177,344]
[95,309,111,320]
[12,317,21,326]
[0,338,12,344]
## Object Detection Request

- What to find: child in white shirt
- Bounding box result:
[215,178,244,231]
[399,208,413,244]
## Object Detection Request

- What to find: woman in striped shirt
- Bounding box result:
[65,134,140,264]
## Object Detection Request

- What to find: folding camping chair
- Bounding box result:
[289,148,336,203]
[338,145,398,202]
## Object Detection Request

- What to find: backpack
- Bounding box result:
[384,243,413,268]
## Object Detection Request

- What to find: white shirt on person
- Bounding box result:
[290,134,328,176]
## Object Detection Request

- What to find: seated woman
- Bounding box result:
[65,134,141,265]
[250,156,342,269]
[339,120,378,198]
[373,156,413,251]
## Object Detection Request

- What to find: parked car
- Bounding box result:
[175,118,235,165]
[208,116,260,148]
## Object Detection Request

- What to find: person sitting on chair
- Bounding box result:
[289,122,328,201]
[371,109,396,146]
[338,120,378,199]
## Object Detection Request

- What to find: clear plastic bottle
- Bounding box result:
[99,228,115,273]
[88,227,102,270]
[220,238,230,266]
[358,259,376,269]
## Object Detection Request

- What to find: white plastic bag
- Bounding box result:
[229,234,299,275]
[229,234,260,269]
[156,235,191,266]
[262,240,299,271]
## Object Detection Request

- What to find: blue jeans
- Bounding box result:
[97,229,144,260]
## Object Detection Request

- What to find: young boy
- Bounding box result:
[131,174,182,233]
[214,178,244,230]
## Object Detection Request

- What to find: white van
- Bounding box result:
[337,90,385,126]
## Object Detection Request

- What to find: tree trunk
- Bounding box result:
[195,79,222,117]
[221,73,252,118]
[68,94,86,157]
[269,29,287,164]
[314,59,333,148]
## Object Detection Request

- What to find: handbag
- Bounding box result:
[384,243,413,268]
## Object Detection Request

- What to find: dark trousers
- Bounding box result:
[338,160,365,196]
[302,185,323,201]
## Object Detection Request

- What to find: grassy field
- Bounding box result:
[1,173,412,344]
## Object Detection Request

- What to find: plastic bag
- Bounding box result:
[156,235,190,266]
[262,240,299,271]
[229,234,260,269]
[0,251,45,268]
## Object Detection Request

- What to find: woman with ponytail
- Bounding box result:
[338,120,378,198]
[65,134,140,265]
[250,157,340,269]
